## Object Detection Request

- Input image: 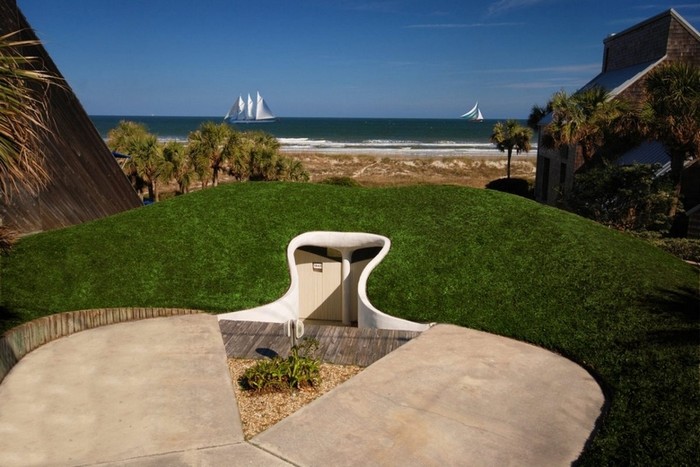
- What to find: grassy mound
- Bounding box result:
[1,182,698,464]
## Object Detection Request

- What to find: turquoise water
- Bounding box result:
[91,116,533,156]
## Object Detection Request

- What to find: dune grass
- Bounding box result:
[1,182,698,464]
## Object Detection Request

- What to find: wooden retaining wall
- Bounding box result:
[220,320,422,367]
[0,308,203,384]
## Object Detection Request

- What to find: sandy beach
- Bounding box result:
[158,151,537,198]
[284,151,537,188]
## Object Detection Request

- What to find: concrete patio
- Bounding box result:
[0,314,604,466]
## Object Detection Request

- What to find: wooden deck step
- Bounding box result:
[219,320,421,367]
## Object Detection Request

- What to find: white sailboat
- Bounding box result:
[461,101,484,122]
[224,91,277,123]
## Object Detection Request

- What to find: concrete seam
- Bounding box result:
[247,440,303,467]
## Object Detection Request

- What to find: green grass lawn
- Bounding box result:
[1,182,698,464]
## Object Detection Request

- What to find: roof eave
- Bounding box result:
[603,9,700,45]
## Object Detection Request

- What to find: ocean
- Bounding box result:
[90,116,534,157]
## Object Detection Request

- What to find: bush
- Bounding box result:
[564,164,675,232]
[238,338,321,392]
[320,176,361,187]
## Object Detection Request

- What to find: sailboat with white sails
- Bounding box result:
[224,91,277,123]
[461,101,484,122]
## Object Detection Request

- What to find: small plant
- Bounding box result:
[320,176,361,187]
[239,338,321,392]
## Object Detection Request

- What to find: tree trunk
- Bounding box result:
[507,149,512,179]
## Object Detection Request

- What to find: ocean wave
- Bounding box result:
[94,116,537,158]
[276,137,533,156]
[146,135,536,157]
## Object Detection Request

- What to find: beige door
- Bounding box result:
[295,248,342,321]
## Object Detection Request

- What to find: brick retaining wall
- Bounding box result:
[0,308,204,384]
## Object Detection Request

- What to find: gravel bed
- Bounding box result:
[227,358,363,439]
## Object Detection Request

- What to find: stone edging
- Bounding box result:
[0,308,203,384]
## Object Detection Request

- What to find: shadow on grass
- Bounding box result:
[646,286,699,322]
[642,286,700,347]
[485,178,534,199]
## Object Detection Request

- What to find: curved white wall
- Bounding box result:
[218,231,429,332]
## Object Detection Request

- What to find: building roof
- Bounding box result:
[615,140,671,175]
[0,0,142,234]
[615,141,699,178]
[604,8,700,45]
[578,58,664,98]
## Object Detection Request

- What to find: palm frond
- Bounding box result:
[0,30,63,200]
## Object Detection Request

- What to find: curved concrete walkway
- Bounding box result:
[0,314,604,466]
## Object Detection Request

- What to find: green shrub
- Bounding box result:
[319,176,361,187]
[564,163,675,232]
[239,338,321,392]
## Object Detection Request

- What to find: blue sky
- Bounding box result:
[17,1,700,119]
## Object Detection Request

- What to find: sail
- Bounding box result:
[224,96,246,122]
[245,94,255,120]
[225,92,276,123]
[255,91,276,121]
[461,101,484,121]
[236,95,246,120]
[224,96,237,121]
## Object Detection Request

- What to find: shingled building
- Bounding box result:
[534,9,700,206]
[0,0,141,235]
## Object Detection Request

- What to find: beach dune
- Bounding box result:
[284,152,536,188]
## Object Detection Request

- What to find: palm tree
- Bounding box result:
[527,103,550,131]
[161,141,192,194]
[225,130,251,181]
[490,120,533,179]
[107,121,151,196]
[245,131,283,181]
[187,122,234,187]
[545,87,629,164]
[107,120,150,153]
[135,135,165,202]
[188,147,211,190]
[226,130,288,181]
[121,133,165,202]
[0,32,61,199]
[641,62,700,216]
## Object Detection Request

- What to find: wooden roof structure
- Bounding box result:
[0,0,142,235]
[534,9,700,206]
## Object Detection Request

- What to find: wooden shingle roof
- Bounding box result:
[0,0,142,234]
